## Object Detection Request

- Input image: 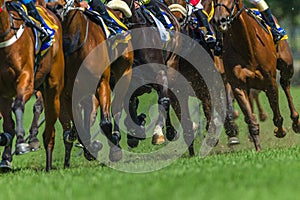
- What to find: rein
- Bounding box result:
[214,0,245,25]
[0,1,25,48]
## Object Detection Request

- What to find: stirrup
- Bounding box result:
[204,34,216,49]
[272,27,286,43]
[40,26,55,51]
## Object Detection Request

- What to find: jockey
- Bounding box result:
[249,0,286,43]
[188,0,216,48]
[141,0,169,29]
[20,0,55,49]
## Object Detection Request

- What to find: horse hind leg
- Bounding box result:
[28,91,44,152]
[278,60,300,133]
[265,78,287,138]
[0,98,14,171]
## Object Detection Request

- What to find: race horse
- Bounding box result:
[166,0,239,155]
[213,0,300,150]
[0,0,64,171]
[52,0,133,167]
[119,0,181,147]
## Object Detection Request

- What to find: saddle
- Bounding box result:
[246,8,288,42]
[6,1,58,73]
[82,8,131,49]
[136,3,173,30]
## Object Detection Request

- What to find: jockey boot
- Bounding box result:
[194,9,216,49]
[25,1,55,48]
[261,8,286,43]
[145,0,169,29]
[88,0,121,33]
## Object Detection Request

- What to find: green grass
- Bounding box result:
[0,87,300,200]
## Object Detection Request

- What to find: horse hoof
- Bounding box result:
[15,143,31,155]
[274,127,287,138]
[83,140,103,161]
[292,120,300,133]
[259,113,268,122]
[228,137,240,146]
[166,126,178,141]
[109,146,122,162]
[233,110,239,119]
[29,138,40,152]
[83,148,96,161]
[152,134,165,145]
[127,136,139,148]
[0,160,12,172]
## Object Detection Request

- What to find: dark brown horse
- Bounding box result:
[213,0,300,151]
[119,0,181,147]
[0,0,64,171]
[53,0,133,167]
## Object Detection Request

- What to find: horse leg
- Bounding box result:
[13,75,34,155]
[125,94,147,148]
[277,60,300,133]
[224,83,240,145]
[254,91,268,121]
[98,69,121,162]
[265,78,286,138]
[0,98,14,170]
[42,84,61,171]
[28,91,44,151]
[59,92,74,168]
[233,87,261,151]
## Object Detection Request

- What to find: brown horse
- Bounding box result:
[213,0,300,151]
[119,0,181,148]
[165,0,239,155]
[0,0,64,171]
[52,0,133,167]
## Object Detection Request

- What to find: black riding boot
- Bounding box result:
[261,8,286,43]
[146,0,169,28]
[88,0,110,20]
[194,9,216,48]
[88,0,120,33]
[25,1,52,43]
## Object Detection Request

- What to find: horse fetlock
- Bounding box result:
[291,115,300,133]
[12,100,25,113]
[0,133,12,146]
[273,116,283,127]
[100,120,112,137]
[63,130,77,143]
[111,132,121,146]
[166,126,178,141]
[158,97,170,110]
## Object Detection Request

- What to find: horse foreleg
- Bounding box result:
[224,83,240,145]
[233,87,261,151]
[0,97,14,170]
[28,91,44,151]
[13,76,34,155]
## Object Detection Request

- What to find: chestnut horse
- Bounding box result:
[53,0,133,167]
[120,0,181,147]
[0,0,64,171]
[213,0,300,151]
